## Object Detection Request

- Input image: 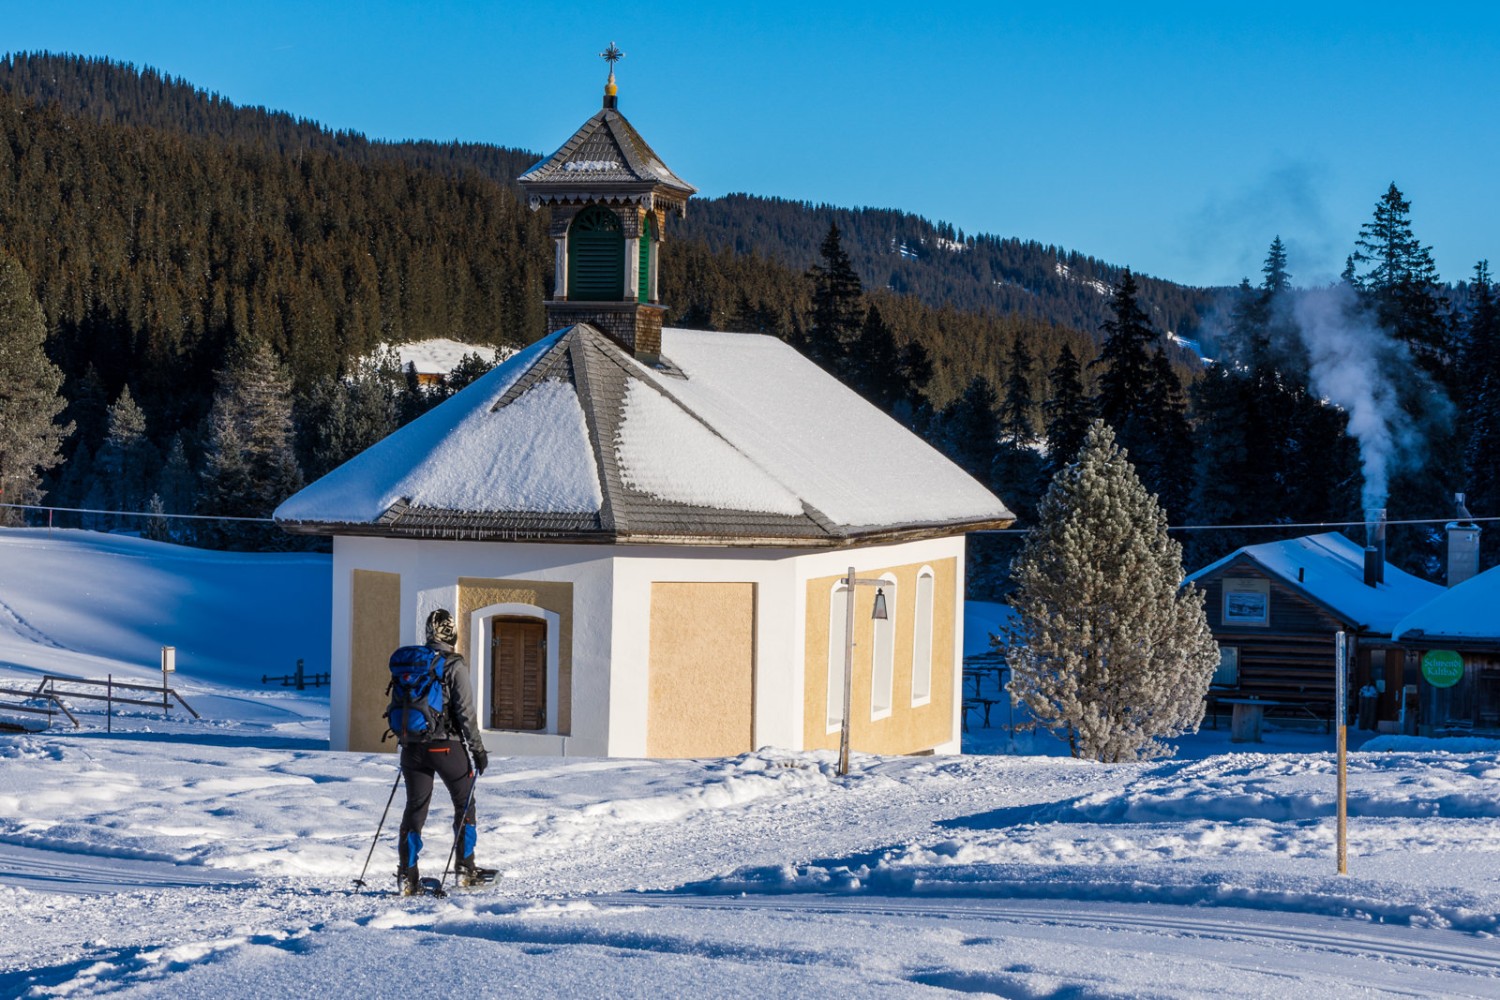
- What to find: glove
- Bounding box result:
[471,746,489,777]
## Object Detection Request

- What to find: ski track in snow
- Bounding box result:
[0,594,67,650]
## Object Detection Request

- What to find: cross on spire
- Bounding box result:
[600,42,624,106]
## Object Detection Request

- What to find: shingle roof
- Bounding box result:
[275,325,1014,546]
[518,107,695,210]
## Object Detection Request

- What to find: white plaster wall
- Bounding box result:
[331,536,615,757]
[608,547,803,755]
[330,533,969,758]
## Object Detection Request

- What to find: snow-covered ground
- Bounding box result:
[2,529,1498,998]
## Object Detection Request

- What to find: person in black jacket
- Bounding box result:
[396,608,491,894]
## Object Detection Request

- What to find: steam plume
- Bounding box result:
[1287,284,1417,509]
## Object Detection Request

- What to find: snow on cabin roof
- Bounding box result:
[275,324,1014,545]
[1185,533,1444,636]
[1392,564,1500,645]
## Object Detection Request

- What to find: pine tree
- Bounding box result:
[1042,344,1092,474]
[0,253,71,522]
[847,304,902,411]
[198,339,304,548]
[939,374,1000,481]
[1094,269,1157,432]
[806,224,864,378]
[1137,347,1195,518]
[92,386,159,530]
[1008,421,1219,761]
[1462,261,1500,568]
[1349,183,1452,387]
[999,336,1037,445]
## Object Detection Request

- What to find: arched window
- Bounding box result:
[911,568,935,706]
[637,213,653,303]
[567,206,624,300]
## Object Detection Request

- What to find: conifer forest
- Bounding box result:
[0,53,1495,596]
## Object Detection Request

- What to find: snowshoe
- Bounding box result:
[397,867,447,898]
[456,862,497,888]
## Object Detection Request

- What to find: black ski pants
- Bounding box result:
[397,739,476,870]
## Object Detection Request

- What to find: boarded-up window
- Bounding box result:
[491,616,546,731]
[567,206,624,300]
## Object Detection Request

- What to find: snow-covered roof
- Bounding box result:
[1392,565,1500,645]
[379,339,508,377]
[275,324,1013,545]
[1185,533,1444,636]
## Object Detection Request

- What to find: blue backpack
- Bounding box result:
[384,645,448,743]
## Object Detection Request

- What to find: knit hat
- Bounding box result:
[425,609,457,647]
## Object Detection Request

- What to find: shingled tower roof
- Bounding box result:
[517,49,695,215]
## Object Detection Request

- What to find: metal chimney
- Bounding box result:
[1363,508,1386,588]
[1447,493,1481,588]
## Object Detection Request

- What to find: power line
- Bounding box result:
[0,502,276,524]
[975,515,1500,535]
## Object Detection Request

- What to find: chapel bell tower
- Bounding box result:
[518,43,696,364]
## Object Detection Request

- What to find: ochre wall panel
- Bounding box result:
[648,582,755,758]
[803,558,957,755]
[350,569,401,753]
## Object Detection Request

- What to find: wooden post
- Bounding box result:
[838,567,856,777]
[106,674,112,734]
[1335,630,1348,875]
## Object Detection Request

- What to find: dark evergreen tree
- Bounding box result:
[1349,183,1452,388]
[806,224,864,378]
[1461,261,1500,568]
[847,304,902,411]
[1136,348,1195,518]
[198,340,304,549]
[446,351,500,395]
[90,386,159,530]
[1043,344,1092,474]
[999,336,1038,445]
[0,253,70,522]
[1094,269,1157,432]
[939,374,1000,482]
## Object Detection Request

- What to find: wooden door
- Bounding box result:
[491,617,546,731]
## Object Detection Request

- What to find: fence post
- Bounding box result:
[160,646,176,718]
[107,674,112,733]
[295,658,305,691]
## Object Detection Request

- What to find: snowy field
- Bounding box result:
[2,529,1499,998]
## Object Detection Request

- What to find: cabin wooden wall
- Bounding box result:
[1195,558,1345,708]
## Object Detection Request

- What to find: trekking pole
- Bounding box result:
[434,770,479,895]
[353,767,403,889]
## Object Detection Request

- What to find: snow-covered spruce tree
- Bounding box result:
[198,339,303,549]
[1008,420,1218,761]
[0,253,70,523]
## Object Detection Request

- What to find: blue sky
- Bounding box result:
[6,1,1497,288]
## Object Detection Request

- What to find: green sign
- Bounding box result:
[1421,649,1465,688]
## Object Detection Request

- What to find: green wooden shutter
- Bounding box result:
[638,214,652,303]
[568,207,624,300]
